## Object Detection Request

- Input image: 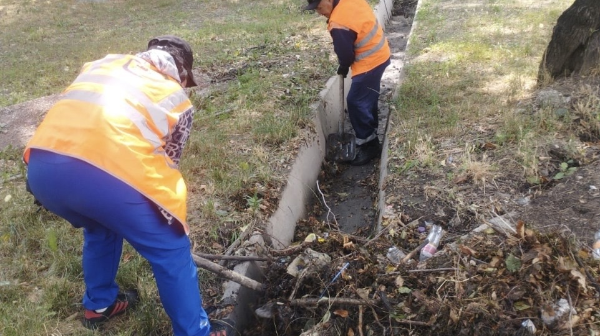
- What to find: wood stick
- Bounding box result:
[394,320,431,327]
[358,305,364,336]
[289,298,377,307]
[401,239,429,263]
[408,267,457,273]
[192,254,265,292]
[194,252,271,262]
[219,226,253,266]
[364,222,397,247]
[270,241,312,256]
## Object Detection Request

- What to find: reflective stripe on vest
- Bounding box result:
[62,89,165,153]
[73,65,190,139]
[356,35,387,61]
[355,22,379,49]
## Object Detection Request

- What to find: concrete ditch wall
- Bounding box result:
[220,0,411,332]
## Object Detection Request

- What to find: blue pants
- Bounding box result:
[347,59,391,144]
[27,149,210,336]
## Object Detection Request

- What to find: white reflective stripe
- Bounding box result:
[74,73,171,138]
[356,36,387,61]
[355,22,379,49]
[62,90,163,150]
[84,55,126,72]
[158,89,189,112]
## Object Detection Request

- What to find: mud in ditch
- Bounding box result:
[314,162,381,234]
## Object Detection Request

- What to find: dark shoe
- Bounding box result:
[209,318,237,336]
[351,139,381,166]
[82,289,139,329]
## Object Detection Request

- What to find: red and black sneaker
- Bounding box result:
[82,289,139,329]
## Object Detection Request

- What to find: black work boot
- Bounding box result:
[351,139,381,166]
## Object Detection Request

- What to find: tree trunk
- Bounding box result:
[539,0,600,81]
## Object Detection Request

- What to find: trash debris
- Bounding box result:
[593,230,600,260]
[521,319,536,334]
[319,262,349,299]
[540,298,577,327]
[419,224,443,261]
[386,245,406,264]
[255,302,277,319]
[255,217,600,336]
[286,248,331,277]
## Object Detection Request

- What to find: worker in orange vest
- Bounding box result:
[305,0,391,165]
[24,36,232,336]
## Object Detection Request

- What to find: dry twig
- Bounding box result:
[192,254,265,292]
[400,239,429,263]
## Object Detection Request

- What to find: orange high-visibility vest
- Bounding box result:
[23,54,193,233]
[328,0,391,77]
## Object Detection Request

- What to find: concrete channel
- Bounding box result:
[219,0,420,333]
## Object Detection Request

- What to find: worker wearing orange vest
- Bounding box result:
[24,36,231,336]
[305,0,391,165]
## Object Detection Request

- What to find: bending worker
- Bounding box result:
[305,0,391,166]
[23,36,230,336]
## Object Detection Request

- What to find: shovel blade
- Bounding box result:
[326,133,356,162]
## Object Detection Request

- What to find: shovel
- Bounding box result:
[326,75,356,162]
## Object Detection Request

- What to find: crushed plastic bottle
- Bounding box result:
[419,224,444,261]
[386,246,406,264]
[593,230,600,260]
[521,319,536,334]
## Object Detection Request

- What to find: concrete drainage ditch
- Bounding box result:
[216,0,420,334]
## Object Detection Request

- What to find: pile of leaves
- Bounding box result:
[244,216,600,336]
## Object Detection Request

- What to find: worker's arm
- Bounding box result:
[164,106,195,167]
[330,28,357,77]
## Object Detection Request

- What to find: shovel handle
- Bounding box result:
[339,74,345,135]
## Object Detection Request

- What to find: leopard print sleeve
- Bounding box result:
[164,106,195,167]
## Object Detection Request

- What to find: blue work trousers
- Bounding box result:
[27,149,210,336]
[347,59,391,144]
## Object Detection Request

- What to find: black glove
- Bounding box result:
[337,65,349,78]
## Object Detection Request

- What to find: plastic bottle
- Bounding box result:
[593,230,600,260]
[419,225,443,261]
[386,246,406,264]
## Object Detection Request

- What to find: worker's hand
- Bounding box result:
[337,65,349,78]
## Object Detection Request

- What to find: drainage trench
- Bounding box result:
[215,1,419,334]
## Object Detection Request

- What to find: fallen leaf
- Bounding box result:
[397,287,412,294]
[459,245,477,256]
[449,308,459,323]
[333,309,349,318]
[570,269,587,292]
[505,254,521,272]
[516,220,525,239]
[514,301,531,311]
[395,275,404,288]
[356,288,370,300]
[304,233,317,243]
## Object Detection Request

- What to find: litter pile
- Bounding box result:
[244,214,600,336]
